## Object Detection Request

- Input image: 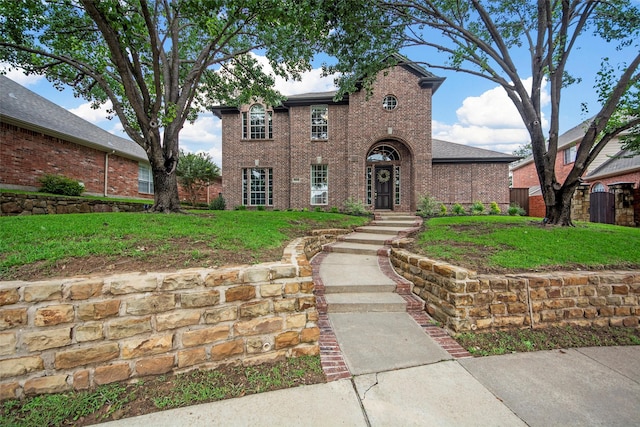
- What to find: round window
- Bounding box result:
[382,95,397,111]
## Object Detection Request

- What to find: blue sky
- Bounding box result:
[2,23,636,169]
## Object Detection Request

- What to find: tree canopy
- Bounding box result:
[0,0,340,212]
[325,0,640,225]
[177,150,220,207]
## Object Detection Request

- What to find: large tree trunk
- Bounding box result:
[543,185,577,226]
[150,168,181,213]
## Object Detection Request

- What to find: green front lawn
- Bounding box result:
[0,211,369,280]
[412,216,640,273]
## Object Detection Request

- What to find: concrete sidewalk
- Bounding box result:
[104,346,640,426]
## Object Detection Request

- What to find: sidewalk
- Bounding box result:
[103,346,640,426]
[103,214,640,426]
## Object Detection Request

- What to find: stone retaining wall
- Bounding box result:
[391,248,640,333]
[0,230,346,400]
[1,192,149,216]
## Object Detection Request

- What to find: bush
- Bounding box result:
[209,195,226,210]
[234,205,247,211]
[489,201,501,215]
[470,201,486,215]
[39,174,84,196]
[314,207,324,212]
[342,197,369,216]
[508,203,526,216]
[330,206,339,213]
[417,194,440,218]
[439,204,448,216]
[452,203,466,215]
[257,205,266,211]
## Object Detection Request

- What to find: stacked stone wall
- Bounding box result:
[0,230,345,400]
[1,192,149,216]
[391,249,640,333]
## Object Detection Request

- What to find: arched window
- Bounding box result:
[242,104,272,139]
[592,182,606,192]
[367,145,400,162]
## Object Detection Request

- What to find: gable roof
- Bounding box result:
[432,139,519,163]
[0,75,147,163]
[585,149,640,181]
[511,118,592,170]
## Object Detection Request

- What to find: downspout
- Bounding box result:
[104,150,114,197]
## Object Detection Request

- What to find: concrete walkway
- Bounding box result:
[104,213,640,426]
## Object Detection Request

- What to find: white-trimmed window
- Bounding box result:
[311,105,328,140]
[242,104,272,139]
[564,145,577,164]
[242,168,272,206]
[138,163,154,194]
[311,164,328,205]
[382,95,398,110]
[394,165,401,205]
[592,182,607,192]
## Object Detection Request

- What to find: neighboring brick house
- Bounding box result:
[511,119,627,217]
[0,75,220,204]
[214,58,517,212]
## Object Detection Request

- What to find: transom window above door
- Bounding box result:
[367,144,400,162]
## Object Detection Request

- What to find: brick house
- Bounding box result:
[214,59,517,212]
[511,119,627,217]
[0,75,220,204]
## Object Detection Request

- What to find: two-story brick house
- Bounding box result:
[214,59,517,212]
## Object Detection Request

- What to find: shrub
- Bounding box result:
[39,174,84,196]
[508,203,526,216]
[342,197,369,216]
[439,204,448,216]
[209,195,226,210]
[417,194,440,218]
[489,201,501,215]
[330,206,339,213]
[257,205,266,211]
[314,207,324,212]
[452,203,466,215]
[470,201,486,215]
[234,205,247,211]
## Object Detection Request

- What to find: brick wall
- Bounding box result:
[432,163,511,210]
[391,248,640,333]
[529,194,546,218]
[1,122,147,199]
[0,230,347,399]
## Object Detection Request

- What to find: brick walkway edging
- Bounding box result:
[311,243,471,383]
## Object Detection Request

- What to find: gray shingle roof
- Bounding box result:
[0,75,147,162]
[432,139,519,163]
[585,149,640,180]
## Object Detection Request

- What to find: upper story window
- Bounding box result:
[382,95,398,111]
[563,145,577,164]
[242,104,272,139]
[311,105,328,140]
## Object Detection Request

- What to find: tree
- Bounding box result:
[512,143,532,158]
[325,0,640,225]
[0,0,332,212]
[177,150,220,207]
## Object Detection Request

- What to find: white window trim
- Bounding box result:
[310,164,328,205]
[138,163,154,194]
[310,105,328,140]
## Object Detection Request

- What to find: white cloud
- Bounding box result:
[435,77,550,154]
[0,63,44,86]
[250,53,336,95]
[68,101,113,123]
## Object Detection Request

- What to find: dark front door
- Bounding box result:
[375,166,393,210]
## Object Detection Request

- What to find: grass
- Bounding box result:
[0,189,152,205]
[0,356,324,427]
[456,326,640,356]
[412,216,640,272]
[0,211,368,279]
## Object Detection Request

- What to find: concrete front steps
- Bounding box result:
[321,212,420,313]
